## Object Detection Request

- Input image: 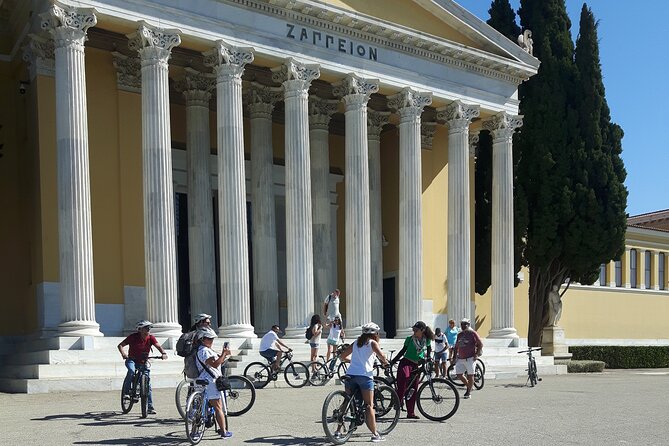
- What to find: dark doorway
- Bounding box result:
[176,192,191,330]
[383,277,396,339]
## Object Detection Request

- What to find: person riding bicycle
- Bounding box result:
[390,320,433,419]
[190,313,213,331]
[338,322,389,443]
[452,318,483,399]
[259,325,292,372]
[117,320,168,415]
[196,326,233,439]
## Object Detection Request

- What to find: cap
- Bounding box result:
[194,313,212,324]
[460,318,471,326]
[197,327,217,339]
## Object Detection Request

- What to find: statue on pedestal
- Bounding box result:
[548,285,562,327]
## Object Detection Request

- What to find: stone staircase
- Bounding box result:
[0,336,566,393]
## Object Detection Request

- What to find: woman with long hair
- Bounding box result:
[390,320,434,419]
[325,316,345,363]
[308,314,323,366]
[338,322,389,443]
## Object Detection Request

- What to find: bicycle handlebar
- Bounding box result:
[517,347,542,354]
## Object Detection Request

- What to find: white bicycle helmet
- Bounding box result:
[361,322,380,335]
[460,318,471,326]
[194,313,212,324]
[136,320,153,330]
[197,326,217,340]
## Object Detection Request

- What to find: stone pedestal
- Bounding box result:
[541,326,572,360]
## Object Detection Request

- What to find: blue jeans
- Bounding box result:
[123,359,153,409]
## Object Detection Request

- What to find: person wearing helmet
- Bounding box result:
[189,313,213,332]
[117,320,168,414]
[337,322,389,443]
[452,318,483,399]
[390,320,434,419]
[195,326,233,438]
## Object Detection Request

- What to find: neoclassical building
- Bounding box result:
[1,0,541,343]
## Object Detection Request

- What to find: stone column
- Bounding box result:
[175,68,218,327]
[308,97,339,317]
[368,110,390,332]
[436,101,480,325]
[333,74,379,336]
[245,82,283,335]
[607,260,617,287]
[623,248,631,288]
[272,59,320,338]
[128,22,182,337]
[41,3,102,337]
[203,41,255,338]
[483,112,523,340]
[388,88,432,337]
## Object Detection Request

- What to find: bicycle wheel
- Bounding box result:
[473,364,485,390]
[308,362,330,386]
[416,378,460,422]
[529,359,538,387]
[175,379,194,419]
[322,390,353,445]
[446,364,464,386]
[185,391,206,445]
[225,375,256,417]
[373,384,393,417]
[374,385,400,435]
[139,374,149,418]
[476,358,486,375]
[336,361,348,380]
[244,362,271,389]
[120,379,134,414]
[284,362,310,388]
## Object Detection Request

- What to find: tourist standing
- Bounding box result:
[391,321,433,419]
[453,318,483,399]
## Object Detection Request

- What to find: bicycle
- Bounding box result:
[308,344,352,386]
[378,359,460,421]
[322,375,400,444]
[446,357,485,390]
[184,378,232,445]
[120,355,163,418]
[175,374,256,419]
[518,347,543,387]
[243,350,310,389]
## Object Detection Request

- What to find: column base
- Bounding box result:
[149,322,184,338]
[345,326,363,338]
[58,321,104,337]
[283,325,308,339]
[219,324,257,338]
[395,327,413,338]
[487,328,519,347]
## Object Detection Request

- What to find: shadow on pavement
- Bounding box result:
[33,411,182,428]
[72,432,185,445]
[497,383,530,388]
[245,435,327,445]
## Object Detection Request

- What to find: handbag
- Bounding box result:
[196,354,230,391]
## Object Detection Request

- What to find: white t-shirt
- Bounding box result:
[310,323,323,343]
[196,345,223,401]
[346,340,375,378]
[259,330,279,352]
[433,334,447,353]
[328,325,343,343]
[325,294,340,319]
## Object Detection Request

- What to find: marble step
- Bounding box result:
[0,361,185,379]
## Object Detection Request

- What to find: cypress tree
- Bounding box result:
[516,0,582,346]
[487,0,521,41]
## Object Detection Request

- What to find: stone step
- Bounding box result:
[0,374,184,394]
[0,360,185,379]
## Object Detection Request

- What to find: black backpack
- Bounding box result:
[176,331,198,358]
[305,325,313,340]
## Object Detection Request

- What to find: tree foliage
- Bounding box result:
[487,0,521,41]
[515,0,627,346]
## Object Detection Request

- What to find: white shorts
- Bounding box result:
[204,381,222,400]
[455,357,475,375]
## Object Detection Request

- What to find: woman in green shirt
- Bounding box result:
[391,321,434,419]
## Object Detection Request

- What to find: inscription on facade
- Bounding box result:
[286,24,378,61]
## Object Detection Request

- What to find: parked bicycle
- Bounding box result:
[309,343,351,386]
[378,359,460,421]
[175,374,256,419]
[322,375,400,444]
[519,347,542,387]
[184,378,234,445]
[243,350,310,389]
[446,357,485,390]
[120,355,163,418]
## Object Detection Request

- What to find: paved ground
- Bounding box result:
[1,369,668,446]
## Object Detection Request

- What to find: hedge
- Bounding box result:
[569,346,669,369]
[555,360,605,373]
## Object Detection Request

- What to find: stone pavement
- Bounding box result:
[1,369,667,446]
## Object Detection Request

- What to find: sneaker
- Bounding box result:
[221,431,233,439]
[463,391,471,399]
[147,408,157,414]
[370,434,386,443]
[407,414,420,420]
[334,432,342,440]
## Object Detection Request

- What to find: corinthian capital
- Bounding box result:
[203,41,254,79]
[127,21,181,64]
[244,82,284,118]
[436,100,480,132]
[332,74,379,107]
[22,34,55,79]
[175,68,216,106]
[482,112,523,140]
[367,110,391,140]
[469,132,480,157]
[308,96,339,130]
[271,58,320,91]
[112,51,141,92]
[41,1,97,48]
[421,122,437,149]
[387,88,432,120]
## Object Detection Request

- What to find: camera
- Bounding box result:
[19,82,28,95]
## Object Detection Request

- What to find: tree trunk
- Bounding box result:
[528,265,549,346]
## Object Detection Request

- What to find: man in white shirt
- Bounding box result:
[259,325,291,372]
[323,289,342,322]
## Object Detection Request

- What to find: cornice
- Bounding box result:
[228,0,536,84]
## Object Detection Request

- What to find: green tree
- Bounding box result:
[516,0,627,346]
[475,0,522,295]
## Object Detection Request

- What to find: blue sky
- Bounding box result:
[455,0,668,216]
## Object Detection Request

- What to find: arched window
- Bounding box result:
[630,249,637,288]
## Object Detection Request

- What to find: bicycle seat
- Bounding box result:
[195,379,209,386]
[340,375,351,383]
